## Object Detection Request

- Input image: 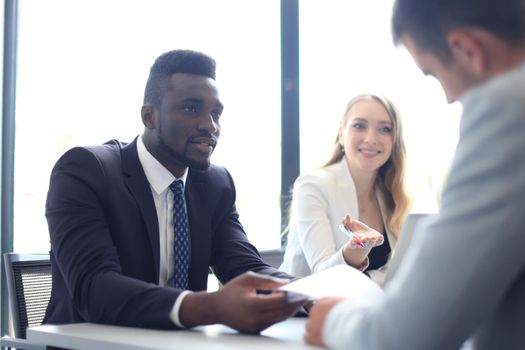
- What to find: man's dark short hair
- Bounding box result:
[143,50,216,108]
[392,0,525,61]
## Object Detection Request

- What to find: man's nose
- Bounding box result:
[198,114,219,133]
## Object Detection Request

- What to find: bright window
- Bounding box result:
[299,0,460,212]
[14,1,460,255]
[14,0,282,252]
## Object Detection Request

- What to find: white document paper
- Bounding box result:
[279,265,385,302]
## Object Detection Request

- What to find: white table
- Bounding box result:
[27,318,320,350]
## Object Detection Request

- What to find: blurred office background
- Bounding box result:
[3,0,460,255]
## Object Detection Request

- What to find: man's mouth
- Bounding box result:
[191,136,217,147]
[189,136,218,154]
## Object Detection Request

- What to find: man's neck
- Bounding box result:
[484,36,525,78]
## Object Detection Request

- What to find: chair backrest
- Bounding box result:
[3,253,51,339]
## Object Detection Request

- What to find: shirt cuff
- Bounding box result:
[335,247,349,265]
[338,247,368,271]
[169,290,192,328]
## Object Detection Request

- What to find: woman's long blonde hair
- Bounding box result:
[324,94,412,239]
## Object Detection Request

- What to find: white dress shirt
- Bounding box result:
[136,136,191,328]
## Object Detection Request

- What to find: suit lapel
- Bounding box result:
[121,138,161,279]
[185,170,212,290]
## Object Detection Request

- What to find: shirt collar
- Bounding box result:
[136,135,188,194]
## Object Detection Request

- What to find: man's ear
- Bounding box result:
[141,105,157,129]
[447,30,486,76]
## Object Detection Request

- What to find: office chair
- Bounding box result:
[1,253,51,350]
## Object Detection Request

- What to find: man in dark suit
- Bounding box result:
[44,49,304,333]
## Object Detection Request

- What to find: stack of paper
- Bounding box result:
[279,265,385,302]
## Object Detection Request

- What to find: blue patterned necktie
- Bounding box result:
[169,179,190,289]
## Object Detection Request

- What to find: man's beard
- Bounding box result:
[157,125,211,171]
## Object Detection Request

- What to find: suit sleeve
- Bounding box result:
[289,175,348,273]
[46,147,180,329]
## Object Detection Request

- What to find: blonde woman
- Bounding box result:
[280,94,411,285]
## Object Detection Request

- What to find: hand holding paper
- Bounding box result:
[297,266,385,347]
[304,297,345,347]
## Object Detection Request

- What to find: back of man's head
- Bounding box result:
[392,0,525,61]
[143,49,216,108]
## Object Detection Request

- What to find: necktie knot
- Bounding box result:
[169,179,184,196]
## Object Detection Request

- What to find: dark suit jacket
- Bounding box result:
[44,138,285,329]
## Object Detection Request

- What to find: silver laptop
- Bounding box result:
[384,213,435,285]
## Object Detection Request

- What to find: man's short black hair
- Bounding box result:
[392,0,525,61]
[143,49,216,108]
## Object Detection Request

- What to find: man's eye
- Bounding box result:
[211,110,222,120]
[183,105,197,113]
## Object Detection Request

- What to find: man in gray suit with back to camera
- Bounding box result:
[304,0,525,349]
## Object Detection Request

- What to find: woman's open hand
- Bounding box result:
[341,215,384,268]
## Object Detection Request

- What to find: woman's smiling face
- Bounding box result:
[339,98,394,174]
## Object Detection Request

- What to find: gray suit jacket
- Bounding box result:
[323,63,525,349]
